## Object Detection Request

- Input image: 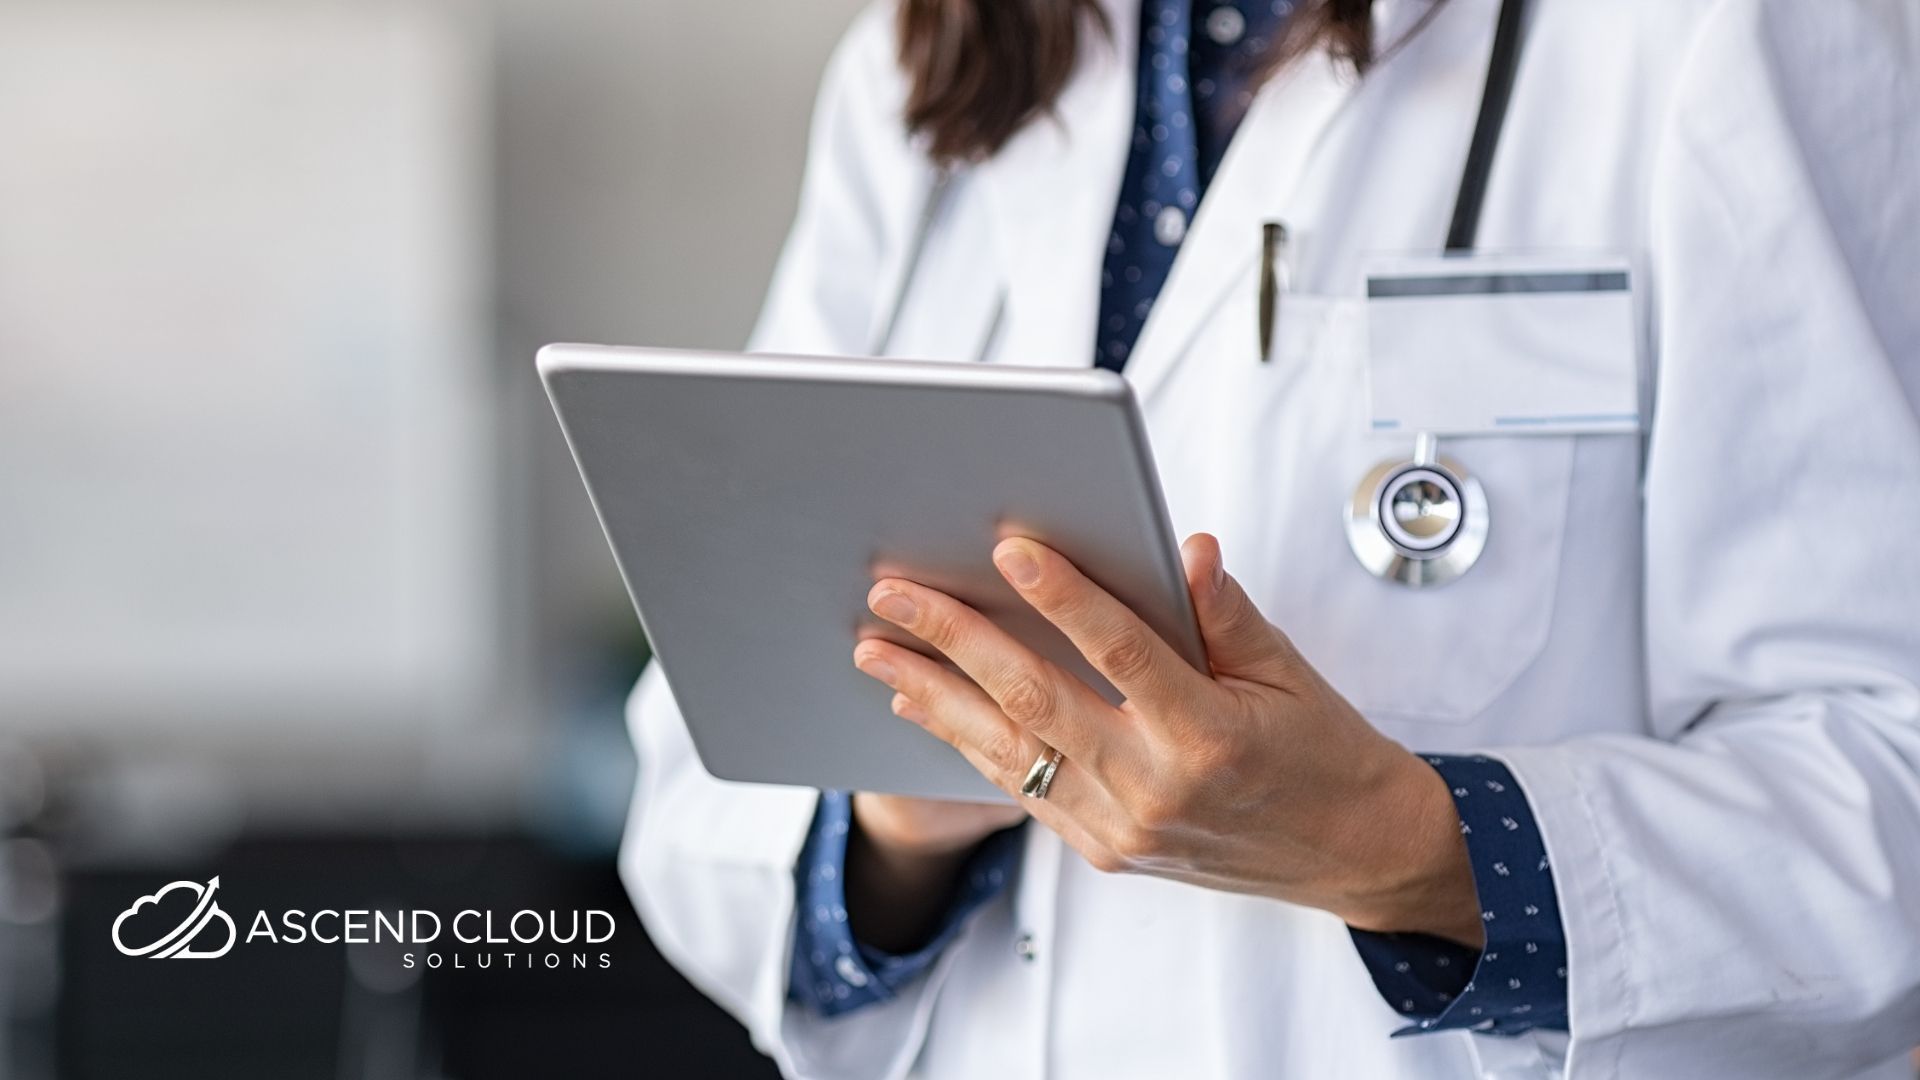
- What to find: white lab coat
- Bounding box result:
[619,0,1920,1076]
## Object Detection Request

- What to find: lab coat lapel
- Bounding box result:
[1122,0,1493,405]
[975,0,1135,372]
[1118,49,1363,403]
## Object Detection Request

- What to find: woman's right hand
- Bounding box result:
[844,696,1028,952]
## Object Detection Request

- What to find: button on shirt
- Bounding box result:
[789,0,1570,1035]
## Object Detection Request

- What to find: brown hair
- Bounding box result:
[897,0,1388,165]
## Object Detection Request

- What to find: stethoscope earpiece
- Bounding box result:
[1344,434,1488,588]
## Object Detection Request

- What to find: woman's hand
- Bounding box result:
[851,533,1483,947]
[844,793,1026,953]
[853,791,1028,860]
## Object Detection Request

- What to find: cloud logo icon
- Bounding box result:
[112,877,236,959]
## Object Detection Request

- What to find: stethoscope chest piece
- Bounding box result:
[1344,435,1488,588]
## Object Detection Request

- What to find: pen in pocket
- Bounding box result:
[1258,220,1290,363]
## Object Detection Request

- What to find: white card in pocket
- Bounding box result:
[1364,253,1641,437]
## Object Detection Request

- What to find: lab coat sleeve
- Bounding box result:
[618,6,962,1078]
[1492,2,1920,1077]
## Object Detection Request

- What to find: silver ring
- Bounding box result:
[1020,747,1065,800]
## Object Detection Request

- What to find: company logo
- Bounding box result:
[107,875,618,972]
[112,876,237,959]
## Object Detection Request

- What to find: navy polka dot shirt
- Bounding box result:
[1349,756,1570,1035]
[1098,0,1294,371]
[789,0,1570,1036]
[789,791,1024,1014]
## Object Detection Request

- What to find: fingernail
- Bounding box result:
[856,653,898,686]
[870,589,916,624]
[1211,557,1226,592]
[996,546,1041,588]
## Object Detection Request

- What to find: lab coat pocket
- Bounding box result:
[1297,360,1578,728]
[1321,432,1576,726]
[1150,286,1576,728]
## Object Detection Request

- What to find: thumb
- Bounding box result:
[1181,533,1297,684]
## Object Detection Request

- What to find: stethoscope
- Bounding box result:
[1335,0,1528,588]
[875,0,1531,589]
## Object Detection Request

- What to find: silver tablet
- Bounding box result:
[539,344,1204,801]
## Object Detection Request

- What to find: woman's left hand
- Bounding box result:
[852,532,1484,947]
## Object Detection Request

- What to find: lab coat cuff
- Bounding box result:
[1481,745,1635,1058]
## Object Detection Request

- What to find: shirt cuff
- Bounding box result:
[1349,754,1570,1036]
[789,790,1025,1017]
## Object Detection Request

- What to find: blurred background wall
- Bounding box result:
[0,0,865,1075]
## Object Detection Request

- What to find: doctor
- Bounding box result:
[621,0,1920,1077]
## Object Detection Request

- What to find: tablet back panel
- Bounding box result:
[540,345,1203,801]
